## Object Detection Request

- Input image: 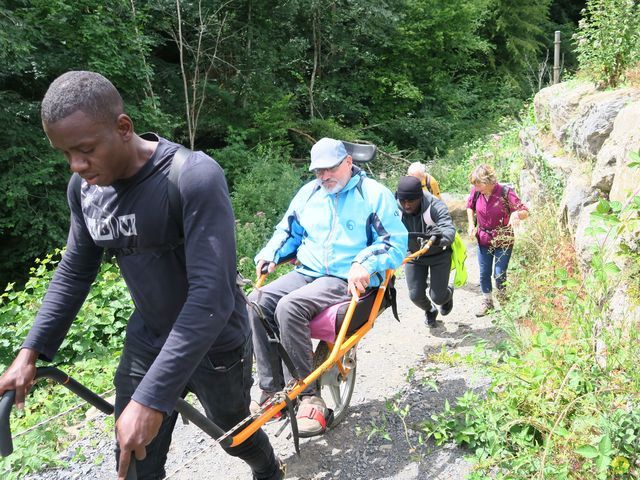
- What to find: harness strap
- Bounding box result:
[236,274,302,381]
[105,240,184,259]
[388,284,399,321]
[168,146,192,233]
[103,146,192,258]
[283,394,300,456]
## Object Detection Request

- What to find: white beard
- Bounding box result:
[320,178,347,194]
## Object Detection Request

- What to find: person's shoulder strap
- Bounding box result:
[421,192,436,226]
[500,184,512,217]
[471,190,481,211]
[168,146,193,234]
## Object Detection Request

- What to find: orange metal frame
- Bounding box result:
[229,239,434,447]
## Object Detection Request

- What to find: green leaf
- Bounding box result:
[575,445,599,458]
[595,200,611,214]
[598,435,613,456]
[603,262,621,275]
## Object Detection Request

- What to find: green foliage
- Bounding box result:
[0,251,128,474]
[230,144,304,279]
[483,0,554,70]
[431,106,533,194]
[0,96,70,290]
[573,0,640,87]
[0,0,171,287]
[422,163,640,478]
[0,356,117,478]
[1,0,576,284]
[0,251,131,369]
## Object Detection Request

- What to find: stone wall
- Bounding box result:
[527,80,640,323]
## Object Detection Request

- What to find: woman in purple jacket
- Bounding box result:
[466,164,529,316]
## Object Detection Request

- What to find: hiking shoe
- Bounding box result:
[438,286,454,316]
[250,391,284,421]
[425,308,438,327]
[475,299,494,317]
[296,395,328,437]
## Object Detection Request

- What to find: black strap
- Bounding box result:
[168,146,193,234]
[236,274,302,381]
[283,395,300,456]
[103,146,192,259]
[388,284,399,321]
[105,241,184,259]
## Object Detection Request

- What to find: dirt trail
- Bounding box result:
[27,240,499,480]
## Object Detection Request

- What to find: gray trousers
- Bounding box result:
[248,271,351,396]
[404,250,452,312]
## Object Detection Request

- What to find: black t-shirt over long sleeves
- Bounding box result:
[23,134,249,414]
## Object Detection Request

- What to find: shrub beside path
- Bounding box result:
[27,240,498,480]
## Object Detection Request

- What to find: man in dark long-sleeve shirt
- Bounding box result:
[0,71,282,480]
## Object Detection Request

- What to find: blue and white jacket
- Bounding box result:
[256,167,408,286]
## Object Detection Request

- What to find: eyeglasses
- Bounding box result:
[313,158,345,176]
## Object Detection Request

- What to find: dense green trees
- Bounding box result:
[0,0,584,287]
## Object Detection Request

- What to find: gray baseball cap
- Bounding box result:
[309,137,348,171]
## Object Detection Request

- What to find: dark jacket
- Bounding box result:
[401,191,456,264]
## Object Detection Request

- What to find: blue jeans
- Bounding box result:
[113,337,280,480]
[477,245,512,294]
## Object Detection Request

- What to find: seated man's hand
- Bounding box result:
[255,259,276,279]
[348,262,371,296]
[424,225,443,245]
[116,399,164,480]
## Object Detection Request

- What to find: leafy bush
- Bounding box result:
[430,109,531,195]
[574,0,640,87]
[422,177,640,478]
[0,251,131,370]
[0,252,127,476]
[231,144,304,279]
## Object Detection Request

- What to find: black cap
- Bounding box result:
[396,176,423,200]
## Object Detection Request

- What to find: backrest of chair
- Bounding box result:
[342,141,377,163]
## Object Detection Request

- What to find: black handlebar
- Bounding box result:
[407,232,438,249]
[0,390,15,457]
[0,367,231,478]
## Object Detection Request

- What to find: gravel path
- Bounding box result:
[25,241,499,480]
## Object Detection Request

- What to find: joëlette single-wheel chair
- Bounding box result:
[239,232,437,454]
[232,142,440,452]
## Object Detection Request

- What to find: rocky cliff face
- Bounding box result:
[526,80,640,323]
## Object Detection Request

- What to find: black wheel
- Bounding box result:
[312,341,357,427]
